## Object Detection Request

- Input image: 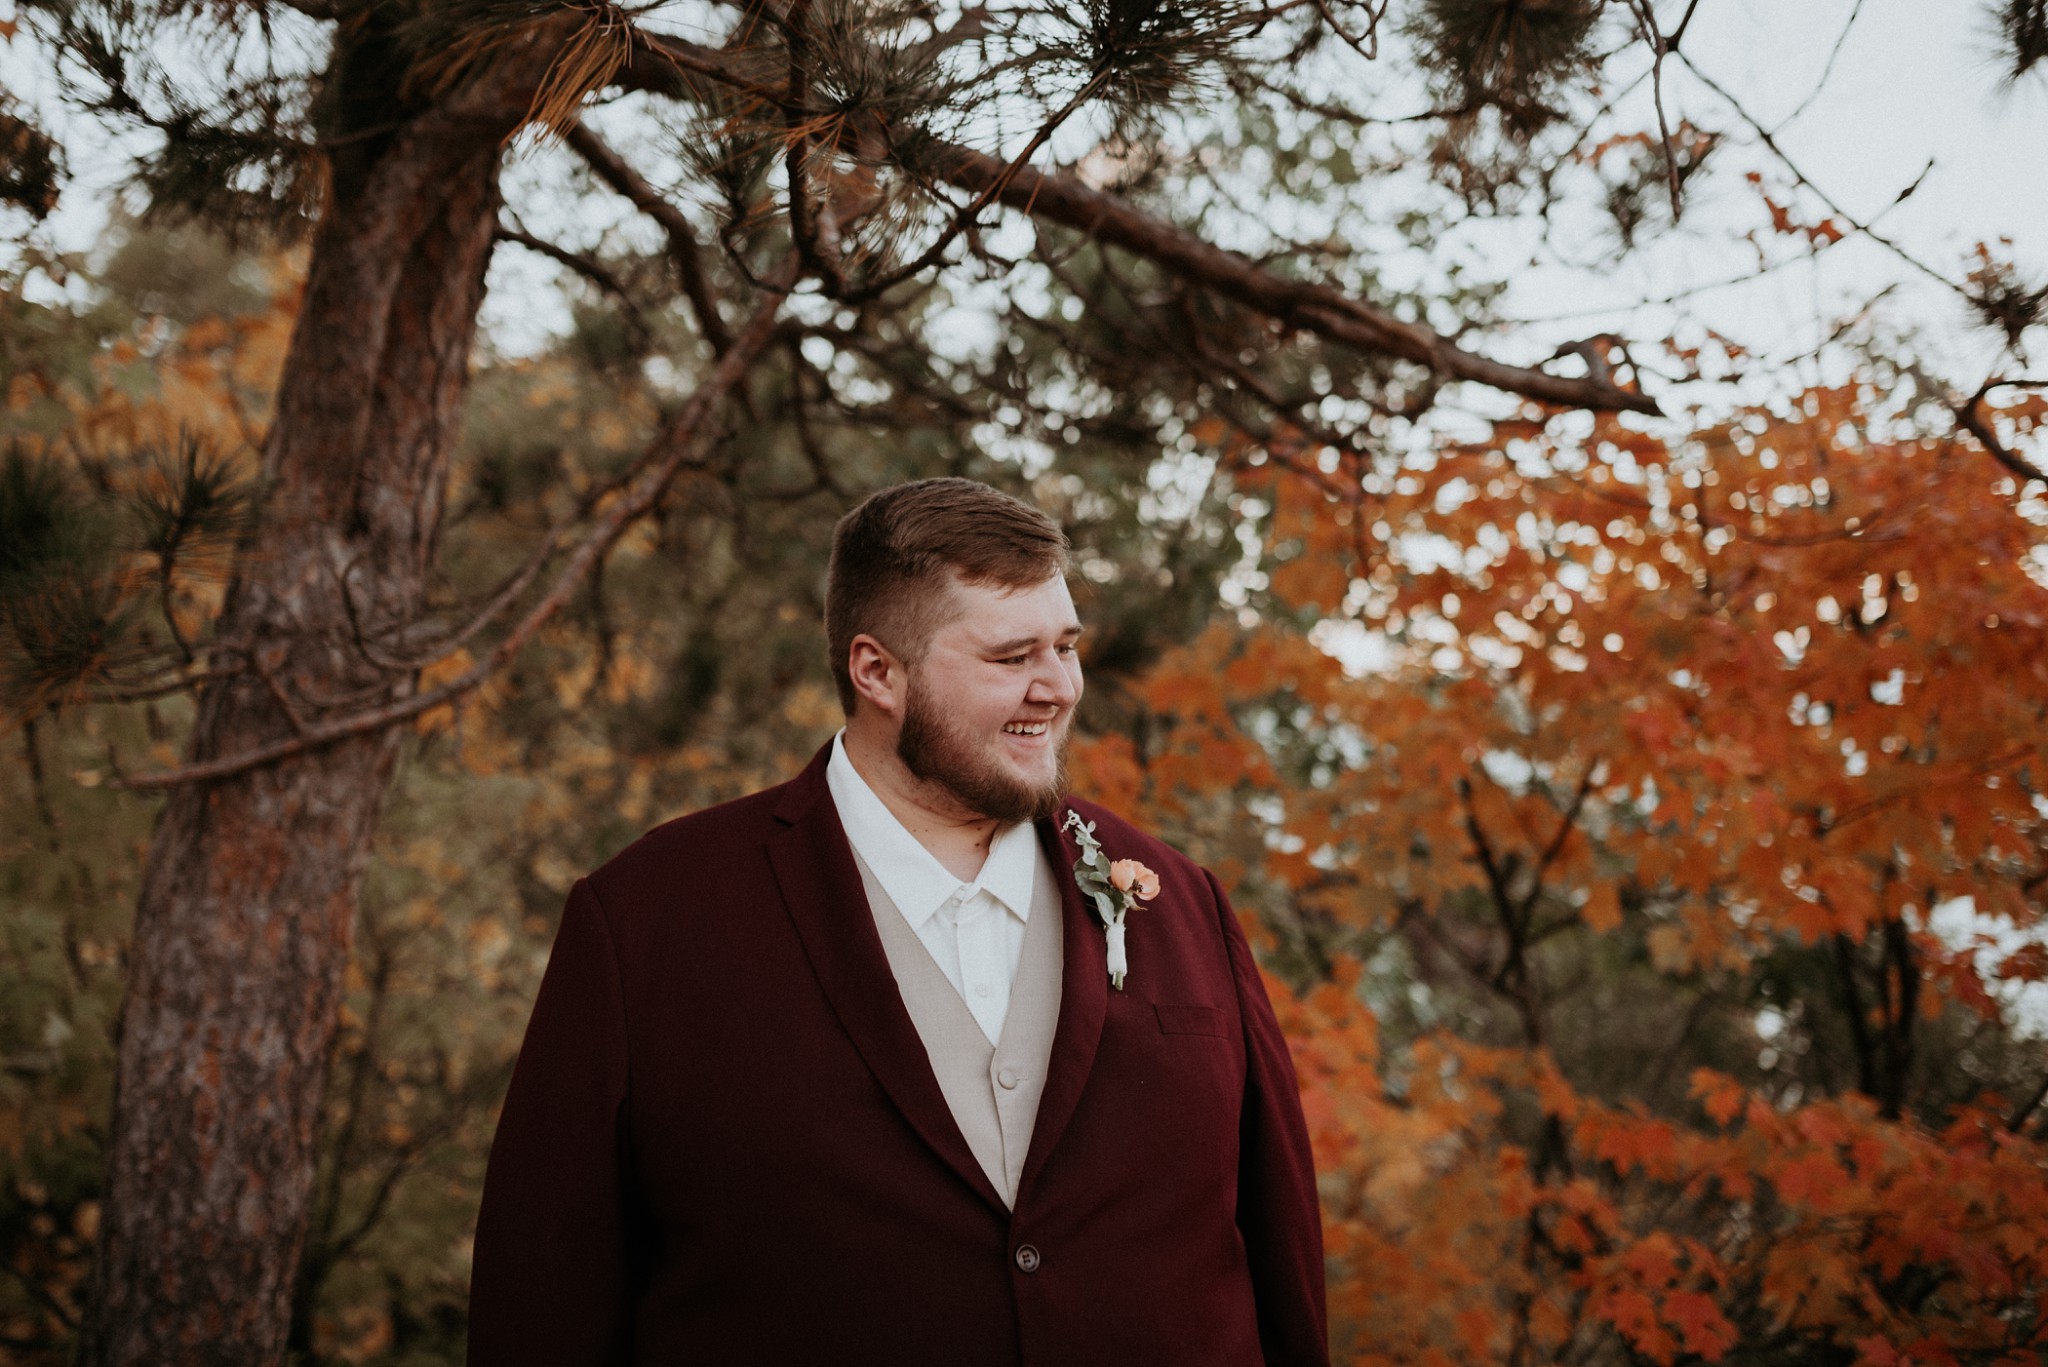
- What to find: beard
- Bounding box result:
[897,683,1069,825]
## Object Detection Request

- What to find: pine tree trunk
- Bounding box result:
[80,34,542,1365]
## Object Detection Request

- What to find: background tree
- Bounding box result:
[1091,376,2048,1363]
[1,0,2044,1362]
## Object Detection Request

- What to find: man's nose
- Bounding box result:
[1029,650,1080,708]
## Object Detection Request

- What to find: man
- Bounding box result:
[469,479,1328,1366]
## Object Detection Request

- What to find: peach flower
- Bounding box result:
[1108,859,1161,902]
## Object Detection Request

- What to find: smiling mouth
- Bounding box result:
[1002,721,1051,737]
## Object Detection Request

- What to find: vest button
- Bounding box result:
[1014,1244,1041,1273]
[997,1067,1019,1089]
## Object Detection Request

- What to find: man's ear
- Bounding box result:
[846,634,904,718]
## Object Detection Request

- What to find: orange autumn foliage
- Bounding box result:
[1076,387,2048,1365]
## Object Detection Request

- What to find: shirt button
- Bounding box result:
[997,1067,1019,1089]
[975,982,993,998]
[1014,1244,1041,1273]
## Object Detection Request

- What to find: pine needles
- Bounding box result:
[1404,0,1606,138]
[400,0,638,147]
[1965,243,2047,359]
[35,1,323,241]
[0,434,253,718]
[1072,0,1243,121]
[524,4,635,143]
[0,95,65,221]
[1993,0,2048,84]
[0,444,128,716]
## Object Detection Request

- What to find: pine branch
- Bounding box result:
[916,136,1659,413]
[110,258,795,791]
[565,124,733,352]
[832,66,1115,304]
[492,222,652,342]
[615,32,1660,414]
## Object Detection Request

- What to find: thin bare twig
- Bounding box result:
[249,648,311,738]
[493,223,652,341]
[1678,51,1961,296]
[1311,0,1389,60]
[1521,764,1603,922]
[1775,0,1867,130]
[1626,0,1684,221]
[1952,377,2048,484]
[1666,0,1703,46]
[565,123,734,353]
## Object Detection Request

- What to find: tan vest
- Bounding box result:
[850,848,1064,1209]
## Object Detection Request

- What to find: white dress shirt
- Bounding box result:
[826,732,1040,1046]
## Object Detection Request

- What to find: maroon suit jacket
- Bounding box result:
[468,745,1327,1366]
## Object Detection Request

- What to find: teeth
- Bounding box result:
[1003,722,1049,736]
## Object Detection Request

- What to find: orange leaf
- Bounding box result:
[1690,1069,1745,1127]
[1583,882,1623,933]
[1663,1290,1737,1360]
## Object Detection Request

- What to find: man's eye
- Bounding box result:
[1056,643,1077,656]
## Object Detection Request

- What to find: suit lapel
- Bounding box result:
[766,749,1005,1211]
[1017,804,1107,1194]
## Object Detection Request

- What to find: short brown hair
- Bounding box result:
[825,478,1070,714]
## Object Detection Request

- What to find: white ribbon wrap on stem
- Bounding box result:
[1065,811,1152,992]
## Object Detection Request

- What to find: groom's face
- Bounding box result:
[896,573,1083,824]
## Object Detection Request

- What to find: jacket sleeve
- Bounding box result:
[469,877,641,1365]
[1208,868,1331,1367]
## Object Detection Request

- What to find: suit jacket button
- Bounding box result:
[1014,1244,1041,1273]
[997,1067,1019,1089]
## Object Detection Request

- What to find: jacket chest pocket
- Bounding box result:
[1089,999,1244,1168]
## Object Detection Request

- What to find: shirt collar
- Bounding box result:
[825,731,1037,930]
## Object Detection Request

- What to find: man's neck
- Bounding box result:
[841,724,1001,883]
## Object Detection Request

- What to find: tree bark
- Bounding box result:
[79,27,545,1365]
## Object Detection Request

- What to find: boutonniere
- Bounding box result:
[1061,811,1161,991]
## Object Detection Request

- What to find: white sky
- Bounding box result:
[3,0,2043,403]
[1508,0,2048,392]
